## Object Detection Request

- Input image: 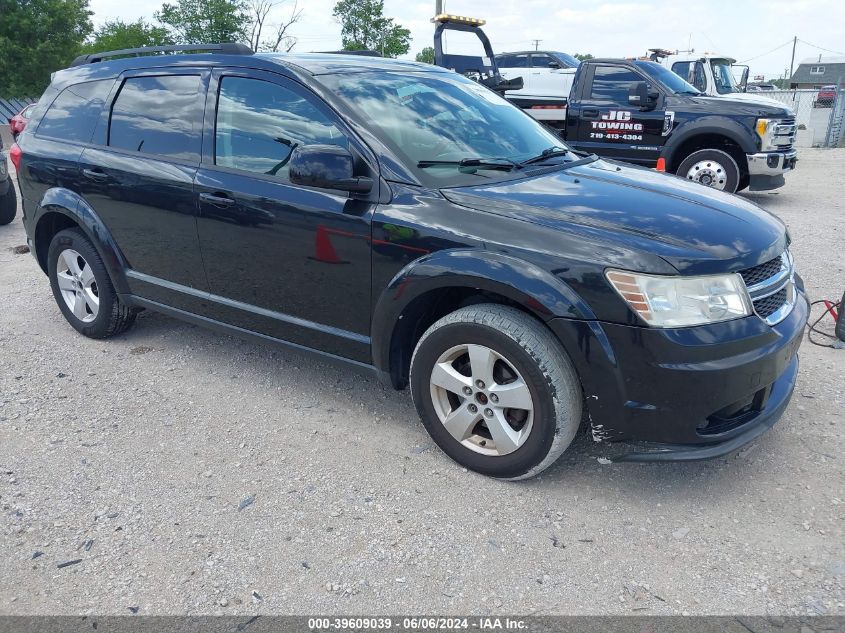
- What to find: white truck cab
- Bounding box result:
[661,52,786,108]
[495,51,579,119]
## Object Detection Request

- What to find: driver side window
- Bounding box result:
[215,76,347,180]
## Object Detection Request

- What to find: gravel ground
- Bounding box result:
[0,147,843,616]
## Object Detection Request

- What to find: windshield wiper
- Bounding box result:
[417,157,520,171]
[519,146,570,166]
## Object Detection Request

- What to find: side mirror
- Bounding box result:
[740,66,750,93]
[289,144,373,193]
[628,81,659,110]
[547,61,561,69]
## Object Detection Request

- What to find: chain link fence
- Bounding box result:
[763,89,843,148]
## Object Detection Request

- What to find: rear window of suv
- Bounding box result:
[108,75,202,162]
[36,80,113,143]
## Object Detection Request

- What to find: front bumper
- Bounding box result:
[548,286,809,460]
[746,149,797,191]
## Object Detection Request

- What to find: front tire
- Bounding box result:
[677,149,740,193]
[0,182,16,225]
[410,304,582,480]
[47,228,136,338]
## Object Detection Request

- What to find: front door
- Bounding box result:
[194,70,377,362]
[571,64,667,166]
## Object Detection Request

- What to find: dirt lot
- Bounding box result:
[0,147,843,616]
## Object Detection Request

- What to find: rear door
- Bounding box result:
[79,71,209,309]
[569,64,666,165]
[193,69,377,362]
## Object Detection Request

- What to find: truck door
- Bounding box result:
[570,64,666,166]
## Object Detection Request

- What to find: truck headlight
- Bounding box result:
[606,270,753,327]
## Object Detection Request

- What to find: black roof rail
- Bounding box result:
[70,43,254,67]
[319,50,382,57]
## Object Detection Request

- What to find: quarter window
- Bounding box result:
[36,80,113,143]
[590,66,643,103]
[109,75,202,161]
[214,76,347,179]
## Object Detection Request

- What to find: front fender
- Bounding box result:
[371,248,595,376]
[33,188,130,294]
[662,117,758,167]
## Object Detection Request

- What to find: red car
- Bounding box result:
[8,104,34,139]
[814,85,836,108]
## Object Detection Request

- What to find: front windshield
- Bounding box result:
[320,71,567,187]
[711,60,740,94]
[633,61,701,95]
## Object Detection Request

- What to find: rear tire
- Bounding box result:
[47,228,136,338]
[0,182,16,225]
[410,304,582,480]
[677,149,740,193]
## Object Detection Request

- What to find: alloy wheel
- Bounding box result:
[56,248,99,323]
[429,343,534,456]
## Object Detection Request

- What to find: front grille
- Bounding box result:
[753,287,788,319]
[739,255,784,287]
[738,251,795,326]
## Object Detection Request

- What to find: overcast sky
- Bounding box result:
[88,0,845,80]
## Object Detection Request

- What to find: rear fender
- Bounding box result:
[33,188,130,294]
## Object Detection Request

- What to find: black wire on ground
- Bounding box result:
[806,299,842,349]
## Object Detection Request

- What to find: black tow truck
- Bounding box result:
[431,14,798,193]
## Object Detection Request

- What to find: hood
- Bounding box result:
[442,158,787,275]
[718,91,794,112]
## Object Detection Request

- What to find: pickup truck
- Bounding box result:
[429,15,797,193]
[495,50,579,112]
[541,57,798,193]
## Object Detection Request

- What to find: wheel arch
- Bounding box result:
[371,249,594,389]
[662,119,757,174]
[33,188,130,293]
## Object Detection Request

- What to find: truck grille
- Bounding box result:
[738,251,795,326]
[772,117,796,150]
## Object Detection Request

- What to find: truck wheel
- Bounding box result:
[677,149,740,193]
[0,183,16,225]
[410,304,582,480]
[47,228,137,339]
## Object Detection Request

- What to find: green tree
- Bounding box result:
[574,53,593,61]
[155,0,250,45]
[0,0,93,97]
[81,18,174,54]
[415,46,434,65]
[332,0,410,58]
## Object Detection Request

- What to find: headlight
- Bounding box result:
[606,270,753,327]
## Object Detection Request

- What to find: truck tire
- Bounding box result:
[47,228,137,338]
[410,304,582,480]
[677,149,740,193]
[0,183,16,225]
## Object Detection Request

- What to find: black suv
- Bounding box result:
[15,45,809,479]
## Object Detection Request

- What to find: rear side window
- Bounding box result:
[109,75,202,162]
[214,76,347,180]
[590,66,642,103]
[498,54,529,69]
[36,80,113,143]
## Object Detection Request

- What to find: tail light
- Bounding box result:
[9,142,21,173]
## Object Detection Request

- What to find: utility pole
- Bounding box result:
[788,35,797,86]
[531,39,542,51]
